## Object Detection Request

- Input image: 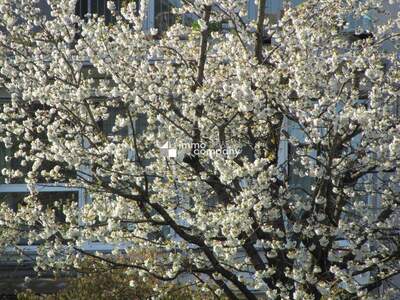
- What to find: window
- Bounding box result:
[0,100,85,246]
[96,104,146,141]
[286,120,314,196]
[0,191,78,220]
[98,107,129,137]
[0,142,20,184]
[0,185,83,245]
[154,0,176,33]
[265,0,283,24]
[248,0,306,22]
[345,14,373,40]
[75,0,121,24]
[74,0,175,32]
[0,109,76,184]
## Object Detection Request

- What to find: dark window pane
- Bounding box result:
[0,143,11,184]
[0,191,79,245]
[97,0,105,16]
[288,143,313,196]
[92,0,98,14]
[75,0,120,23]
[75,0,89,18]
[37,191,79,223]
[0,102,76,183]
[155,0,175,33]
[98,107,128,137]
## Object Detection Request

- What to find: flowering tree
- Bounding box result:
[1,0,400,299]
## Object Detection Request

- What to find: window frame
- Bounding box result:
[0,183,86,208]
[0,183,119,252]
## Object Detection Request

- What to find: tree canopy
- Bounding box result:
[0,0,400,299]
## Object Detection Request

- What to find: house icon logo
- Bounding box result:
[159,141,177,158]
